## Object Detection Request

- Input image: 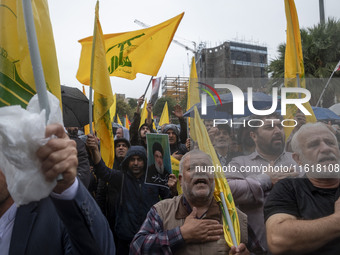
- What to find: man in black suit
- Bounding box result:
[0,124,115,255]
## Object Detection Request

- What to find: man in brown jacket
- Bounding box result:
[130,150,249,255]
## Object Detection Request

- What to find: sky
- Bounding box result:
[47,0,340,100]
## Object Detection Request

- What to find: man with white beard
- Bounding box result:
[146,142,170,186]
[265,122,340,255]
[130,150,250,254]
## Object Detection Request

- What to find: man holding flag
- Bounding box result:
[130,150,249,255]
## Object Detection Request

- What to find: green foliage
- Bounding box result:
[128,98,137,109]
[116,99,133,120]
[267,18,340,107]
[153,96,177,119]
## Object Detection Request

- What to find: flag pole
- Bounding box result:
[22,0,50,121]
[220,191,237,246]
[22,0,63,181]
[316,67,338,107]
[143,76,154,98]
[89,0,99,135]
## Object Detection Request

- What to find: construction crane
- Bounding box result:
[134,19,196,53]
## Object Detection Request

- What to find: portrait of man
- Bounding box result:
[145,134,171,187]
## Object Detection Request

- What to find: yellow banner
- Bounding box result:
[76,13,184,82]
[191,106,240,247]
[284,0,316,138]
[158,101,169,127]
[91,1,115,168]
[0,0,61,108]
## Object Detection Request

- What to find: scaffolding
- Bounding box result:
[161,76,189,102]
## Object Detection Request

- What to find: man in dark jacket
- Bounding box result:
[163,124,188,160]
[86,139,178,255]
[95,137,130,233]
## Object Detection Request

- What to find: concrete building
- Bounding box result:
[195,41,268,79]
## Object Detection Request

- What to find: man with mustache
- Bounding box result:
[265,122,340,254]
[226,113,298,253]
[130,150,249,254]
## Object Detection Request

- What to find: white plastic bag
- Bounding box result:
[0,92,63,205]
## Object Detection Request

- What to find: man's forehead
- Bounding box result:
[130,155,142,160]
[301,126,335,142]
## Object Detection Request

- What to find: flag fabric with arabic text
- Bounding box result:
[284,0,316,139]
[0,0,61,108]
[76,13,184,82]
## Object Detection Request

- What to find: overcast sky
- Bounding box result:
[47,0,340,99]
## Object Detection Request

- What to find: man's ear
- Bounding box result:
[292,153,301,165]
[179,175,182,187]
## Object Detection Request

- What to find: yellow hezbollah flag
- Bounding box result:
[125,114,130,130]
[0,0,62,108]
[139,98,148,128]
[284,0,316,138]
[117,114,122,126]
[76,12,184,82]
[191,106,240,247]
[158,101,169,127]
[170,156,182,195]
[90,1,115,168]
[109,93,117,122]
[187,56,200,110]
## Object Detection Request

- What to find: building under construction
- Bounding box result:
[161,41,268,101]
[161,76,189,102]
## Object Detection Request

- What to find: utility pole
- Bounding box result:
[319,0,325,25]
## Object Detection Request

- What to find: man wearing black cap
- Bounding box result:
[146,142,170,186]
[92,136,130,234]
[163,124,188,160]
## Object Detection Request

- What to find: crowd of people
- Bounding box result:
[1,95,340,255]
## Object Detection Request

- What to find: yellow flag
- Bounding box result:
[0,0,62,108]
[76,13,184,82]
[158,101,169,127]
[187,56,200,110]
[139,98,148,128]
[191,106,240,247]
[110,93,117,122]
[84,122,95,135]
[90,1,115,168]
[117,114,122,126]
[125,114,130,130]
[284,0,316,138]
[170,156,182,195]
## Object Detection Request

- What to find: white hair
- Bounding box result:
[179,150,212,175]
[291,122,337,154]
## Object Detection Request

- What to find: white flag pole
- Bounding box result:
[316,60,340,107]
[22,0,50,121]
[22,0,63,180]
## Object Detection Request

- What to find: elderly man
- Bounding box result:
[265,122,340,254]
[130,150,249,255]
[0,124,115,255]
[226,113,298,252]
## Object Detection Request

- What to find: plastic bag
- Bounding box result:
[0,92,63,205]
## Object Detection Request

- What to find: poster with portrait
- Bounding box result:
[145,133,172,188]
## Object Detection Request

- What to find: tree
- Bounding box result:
[153,96,177,122]
[127,98,137,109]
[116,99,133,121]
[267,18,340,107]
